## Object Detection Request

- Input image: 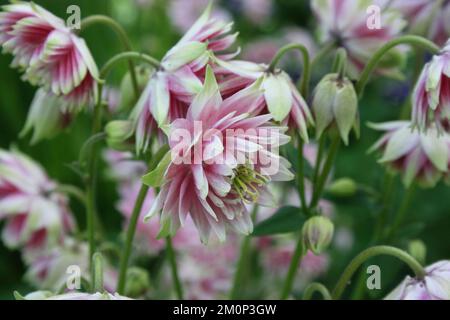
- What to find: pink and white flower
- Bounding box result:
[20,291,131,300]
[144,67,294,242]
[413,40,450,130]
[0,2,99,110]
[0,149,74,250]
[369,121,449,187]
[311,0,406,78]
[385,260,450,300]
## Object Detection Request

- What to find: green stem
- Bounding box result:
[332,47,348,76]
[356,35,440,98]
[388,185,416,240]
[116,184,150,294]
[372,172,396,242]
[229,206,258,299]
[92,252,104,293]
[303,283,332,300]
[54,184,86,206]
[268,43,311,96]
[280,233,305,299]
[80,15,140,98]
[312,135,326,196]
[166,236,184,299]
[100,51,160,78]
[296,135,310,216]
[311,41,336,69]
[332,245,426,299]
[310,134,340,210]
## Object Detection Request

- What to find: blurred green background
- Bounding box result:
[0,0,449,299]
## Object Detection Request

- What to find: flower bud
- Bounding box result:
[105,120,134,151]
[124,267,151,298]
[119,65,153,111]
[302,216,334,255]
[408,240,427,265]
[327,178,358,197]
[312,73,358,145]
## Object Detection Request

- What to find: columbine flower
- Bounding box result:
[369,121,449,188]
[385,260,450,300]
[213,58,314,141]
[132,2,237,152]
[144,67,293,242]
[0,2,99,109]
[311,0,406,78]
[18,291,131,300]
[412,41,450,130]
[0,149,74,250]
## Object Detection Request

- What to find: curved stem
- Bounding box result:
[268,43,311,96]
[303,283,332,300]
[80,15,140,98]
[116,184,149,294]
[54,184,86,206]
[229,206,258,299]
[332,245,426,299]
[310,134,340,210]
[356,35,440,98]
[332,47,347,76]
[92,252,104,293]
[296,135,310,216]
[280,233,305,299]
[100,51,161,79]
[166,236,184,299]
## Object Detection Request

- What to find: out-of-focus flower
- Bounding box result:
[144,67,293,242]
[239,0,273,26]
[19,291,131,300]
[385,260,450,300]
[132,2,237,152]
[302,216,334,255]
[312,73,359,145]
[20,89,74,144]
[311,0,406,78]
[0,149,74,250]
[391,0,450,46]
[214,58,314,141]
[413,41,450,130]
[0,2,99,109]
[369,121,449,188]
[23,238,118,293]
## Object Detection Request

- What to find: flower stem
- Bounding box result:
[303,283,332,300]
[268,43,311,96]
[280,233,305,299]
[296,135,309,216]
[166,236,184,299]
[310,134,340,210]
[80,15,140,98]
[387,184,416,241]
[229,206,258,299]
[332,245,426,299]
[312,134,326,195]
[100,51,161,77]
[116,184,149,294]
[92,252,104,293]
[54,184,86,206]
[356,35,440,98]
[332,47,347,76]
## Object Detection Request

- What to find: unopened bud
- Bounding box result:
[124,267,151,298]
[408,240,426,265]
[302,216,334,255]
[312,73,358,145]
[327,178,358,197]
[105,120,134,151]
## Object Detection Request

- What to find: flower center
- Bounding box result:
[231,165,268,204]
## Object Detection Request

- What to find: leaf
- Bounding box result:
[141,150,171,187]
[252,206,306,236]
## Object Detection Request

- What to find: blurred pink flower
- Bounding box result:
[145,68,293,242]
[0,2,99,110]
[21,291,131,300]
[413,41,450,130]
[386,260,450,300]
[239,0,273,26]
[369,121,449,188]
[0,149,74,251]
[311,0,406,78]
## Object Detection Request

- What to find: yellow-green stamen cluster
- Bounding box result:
[231,165,269,203]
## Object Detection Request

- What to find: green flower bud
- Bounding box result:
[302,216,334,255]
[105,120,134,151]
[124,267,151,298]
[119,65,153,111]
[408,240,426,265]
[312,73,358,145]
[327,178,358,197]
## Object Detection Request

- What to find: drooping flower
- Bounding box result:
[369,121,449,187]
[0,149,75,250]
[412,41,450,130]
[132,2,237,152]
[311,0,406,78]
[144,67,294,242]
[0,2,99,110]
[18,291,131,300]
[385,260,450,300]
